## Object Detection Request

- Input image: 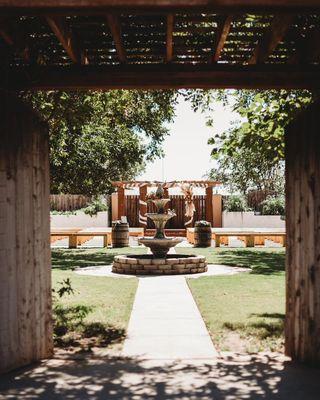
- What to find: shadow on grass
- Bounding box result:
[214,249,285,275]
[53,303,126,351]
[223,312,285,340]
[176,247,285,275]
[51,247,146,270]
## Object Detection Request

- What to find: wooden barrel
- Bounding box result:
[112,222,129,248]
[194,222,212,247]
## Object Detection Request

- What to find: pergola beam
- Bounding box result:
[211,15,233,63]
[166,14,174,62]
[106,14,126,63]
[1,1,320,15]
[4,64,320,90]
[248,14,294,64]
[46,16,80,63]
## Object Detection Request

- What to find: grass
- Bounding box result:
[185,247,286,353]
[52,247,146,351]
[52,245,286,353]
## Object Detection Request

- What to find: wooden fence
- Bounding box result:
[125,195,206,228]
[50,194,92,211]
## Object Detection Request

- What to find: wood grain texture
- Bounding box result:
[285,100,320,365]
[0,91,52,373]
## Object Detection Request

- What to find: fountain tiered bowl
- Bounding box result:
[112,194,207,275]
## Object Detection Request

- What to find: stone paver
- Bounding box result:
[75,263,250,278]
[122,275,218,359]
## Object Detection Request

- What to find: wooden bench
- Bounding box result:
[51,227,144,249]
[212,232,286,247]
[186,228,286,248]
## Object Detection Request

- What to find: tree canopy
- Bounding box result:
[185,89,314,194]
[23,90,178,195]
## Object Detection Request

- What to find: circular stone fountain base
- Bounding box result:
[112,254,207,275]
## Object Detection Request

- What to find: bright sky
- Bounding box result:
[138,95,238,182]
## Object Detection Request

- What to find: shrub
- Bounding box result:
[261,196,285,216]
[224,194,250,212]
[82,198,107,216]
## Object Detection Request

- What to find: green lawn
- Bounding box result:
[184,247,286,353]
[52,245,286,353]
[52,247,146,351]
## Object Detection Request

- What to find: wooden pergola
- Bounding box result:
[112,180,222,228]
[0,1,320,89]
[1,0,320,373]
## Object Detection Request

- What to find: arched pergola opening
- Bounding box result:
[1,0,320,373]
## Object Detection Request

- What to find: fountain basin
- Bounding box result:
[112,254,207,275]
[138,237,183,258]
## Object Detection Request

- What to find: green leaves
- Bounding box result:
[185,88,313,194]
[23,90,178,195]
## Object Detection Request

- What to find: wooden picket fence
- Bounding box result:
[125,195,206,228]
[50,194,92,211]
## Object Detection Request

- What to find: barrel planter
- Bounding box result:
[194,221,212,247]
[112,221,129,248]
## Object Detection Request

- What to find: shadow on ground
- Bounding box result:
[224,313,285,341]
[1,353,319,399]
[177,248,285,275]
[51,247,146,270]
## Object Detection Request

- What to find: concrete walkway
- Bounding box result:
[122,275,218,360]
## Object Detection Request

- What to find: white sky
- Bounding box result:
[138,95,238,182]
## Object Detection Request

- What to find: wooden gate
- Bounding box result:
[125,194,206,228]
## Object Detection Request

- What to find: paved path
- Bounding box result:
[122,275,218,360]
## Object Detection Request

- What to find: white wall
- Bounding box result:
[50,211,108,228]
[223,211,285,229]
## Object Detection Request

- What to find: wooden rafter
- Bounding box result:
[248,14,295,64]
[46,16,80,63]
[289,28,320,65]
[305,28,320,63]
[166,14,174,62]
[211,15,233,63]
[106,14,126,63]
[0,19,14,45]
[112,180,220,188]
[4,64,320,90]
[0,18,30,62]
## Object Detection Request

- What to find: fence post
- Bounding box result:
[212,194,222,227]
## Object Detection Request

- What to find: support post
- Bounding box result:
[212,194,222,227]
[117,186,125,220]
[0,92,53,373]
[285,101,320,365]
[111,192,118,221]
[205,186,213,224]
[139,185,148,228]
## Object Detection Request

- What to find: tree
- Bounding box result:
[23,90,178,195]
[185,89,314,193]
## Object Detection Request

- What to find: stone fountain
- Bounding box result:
[112,184,208,275]
[138,197,183,257]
